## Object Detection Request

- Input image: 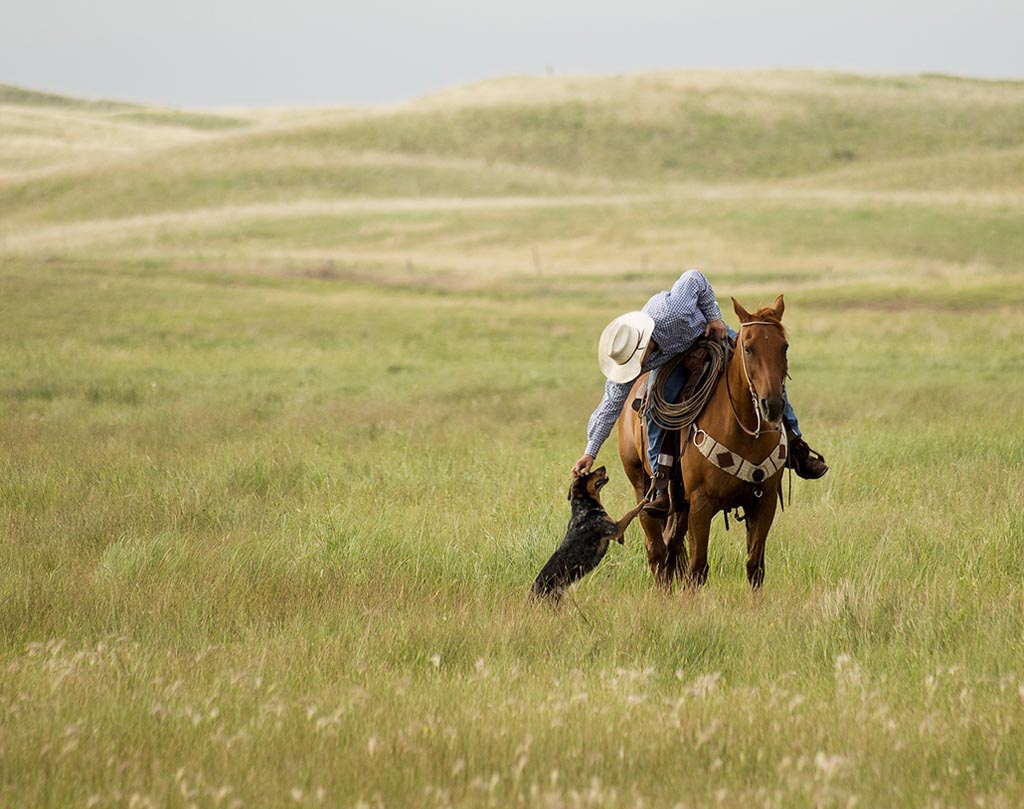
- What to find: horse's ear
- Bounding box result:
[772,294,785,320]
[731,296,752,323]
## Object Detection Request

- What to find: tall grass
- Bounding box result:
[2,70,1023,807]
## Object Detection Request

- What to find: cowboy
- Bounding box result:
[571,269,828,515]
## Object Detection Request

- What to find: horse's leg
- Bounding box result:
[618,376,675,589]
[620,426,670,587]
[685,492,713,587]
[615,466,673,589]
[627,459,673,589]
[743,490,779,589]
[635,461,686,589]
[658,473,689,586]
[639,512,673,589]
[662,511,688,586]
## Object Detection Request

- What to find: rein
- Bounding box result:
[725,320,785,438]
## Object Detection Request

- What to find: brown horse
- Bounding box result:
[618,295,790,589]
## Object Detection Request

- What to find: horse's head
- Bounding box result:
[731,295,789,424]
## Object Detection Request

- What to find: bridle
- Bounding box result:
[726,320,786,438]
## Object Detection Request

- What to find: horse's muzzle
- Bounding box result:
[760,395,786,423]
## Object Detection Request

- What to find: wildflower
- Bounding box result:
[814,751,847,777]
[687,672,721,698]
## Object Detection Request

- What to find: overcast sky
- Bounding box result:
[2,0,1022,108]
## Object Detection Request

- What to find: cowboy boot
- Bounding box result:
[644,455,673,517]
[787,436,828,479]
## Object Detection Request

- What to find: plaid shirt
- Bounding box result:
[584,270,723,458]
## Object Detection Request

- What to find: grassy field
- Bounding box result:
[2,70,1024,807]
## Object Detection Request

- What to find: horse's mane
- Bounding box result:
[748,308,787,339]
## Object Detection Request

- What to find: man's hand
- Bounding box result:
[572,454,595,478]
[704,318,728,341]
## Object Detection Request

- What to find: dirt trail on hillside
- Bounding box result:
[4,187,1021,252]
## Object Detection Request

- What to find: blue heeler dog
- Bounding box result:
[531,467,645,601]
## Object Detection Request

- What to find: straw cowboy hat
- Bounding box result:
[598,311,655,383]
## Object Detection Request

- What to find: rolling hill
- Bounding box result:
[3,71,1024,225]
[3,71,1022,299]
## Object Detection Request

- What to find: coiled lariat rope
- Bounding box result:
[647,338,727,432]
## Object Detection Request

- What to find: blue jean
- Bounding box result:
[645,328,801,473]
